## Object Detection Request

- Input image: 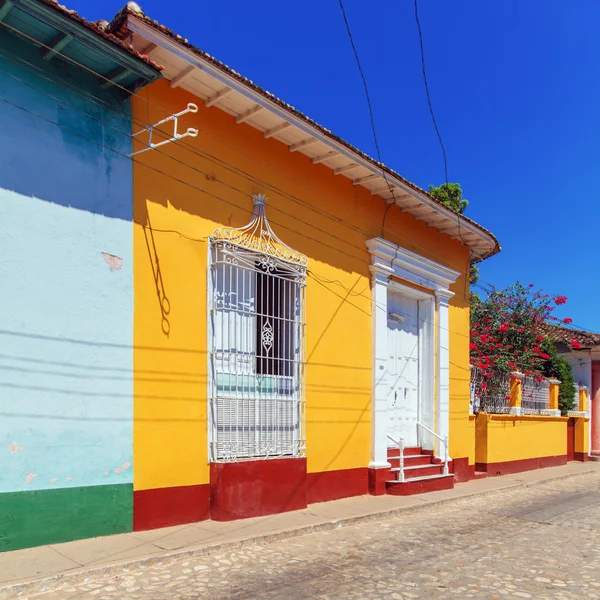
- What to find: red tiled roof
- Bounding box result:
[35,0,163,72]
[107,3,501,260]
[542,322,600,350]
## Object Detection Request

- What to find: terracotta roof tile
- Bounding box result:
[35,0,163,72]
[542,322,600,350]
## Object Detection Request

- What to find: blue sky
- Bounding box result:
[75,0,599,332]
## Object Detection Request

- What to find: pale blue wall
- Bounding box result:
[0,33,134,493]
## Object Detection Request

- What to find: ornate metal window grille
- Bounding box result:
[209,195,307,461]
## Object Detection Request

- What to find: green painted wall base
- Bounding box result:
[0,484,132,552]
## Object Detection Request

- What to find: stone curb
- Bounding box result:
[1,466,598,599]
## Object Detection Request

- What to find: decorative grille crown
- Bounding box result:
[211,194,308,267]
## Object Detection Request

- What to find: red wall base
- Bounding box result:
[574,452,589,462]
[451,457,474,483]
[210,458,307,521]
[368,466,391,495]
[133,484,210,531]
[307,467,367,504]
[475,454,567,477]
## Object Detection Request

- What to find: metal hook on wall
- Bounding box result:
[130,103,199,157]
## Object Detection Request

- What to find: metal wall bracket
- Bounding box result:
[130,103,198,157]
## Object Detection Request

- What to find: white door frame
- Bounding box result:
[367,238,460,467]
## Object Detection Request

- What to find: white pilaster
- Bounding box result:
[369,262,393,468]
[435,289,454,459]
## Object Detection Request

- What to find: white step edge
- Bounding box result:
[388,454,432,460]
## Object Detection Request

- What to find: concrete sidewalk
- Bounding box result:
[2,462,599,598]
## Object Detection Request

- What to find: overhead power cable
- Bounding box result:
[0,21,487,273]
[337,0,399,236]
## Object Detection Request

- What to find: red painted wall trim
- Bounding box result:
[211,458,307,521]
[133,484,210,531]
[451,457,473,483]
[368,466,390,496]
[574,452,589,462]
[307,467,368,503]
[475,454,567,477]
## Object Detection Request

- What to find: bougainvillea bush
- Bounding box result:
[470,282,576,413]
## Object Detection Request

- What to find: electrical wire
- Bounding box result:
[337,0,400,233]
[0,34,481,275]
[0,18,490,283]
[2,15,493,269]
[413,0,447,184]
[412,0,483,299]
[1,18,593,372]
[0,93,475,342]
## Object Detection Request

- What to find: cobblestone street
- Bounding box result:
[24,473,600,599]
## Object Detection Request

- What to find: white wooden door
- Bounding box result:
[387,292,420,448]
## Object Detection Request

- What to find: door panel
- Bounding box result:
[387,292,419,447]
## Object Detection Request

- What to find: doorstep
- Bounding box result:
[1,461,599,598]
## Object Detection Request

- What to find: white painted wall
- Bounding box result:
[563,351,592,389]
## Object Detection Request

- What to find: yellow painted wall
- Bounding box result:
[475,413,567,464]
[132,79,472,491]
[574,417,590,454]
[448,276,474,465]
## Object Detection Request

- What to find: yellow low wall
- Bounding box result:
[475,413,568,475]
[574,416,590,458]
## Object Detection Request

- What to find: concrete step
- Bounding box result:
[387,446,422,458]
[391,464,445,479]
[388,454,433,468]
[385,474,455,496]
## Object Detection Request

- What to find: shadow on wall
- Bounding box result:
[0,32,134,220]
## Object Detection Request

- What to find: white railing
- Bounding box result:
[386,433,405,482]
[417,422,449,476]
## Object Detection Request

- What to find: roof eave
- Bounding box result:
[121,11,500,259]
[13,0,162,82]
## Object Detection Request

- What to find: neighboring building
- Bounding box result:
[0,0,161,551]
[547,325,600,458]
[106,4,499,530]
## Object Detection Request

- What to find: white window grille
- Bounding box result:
[208,194,307,461]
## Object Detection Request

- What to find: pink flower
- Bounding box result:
[563,318,573,324]
[572,339,581,350]
[555,296,567,305]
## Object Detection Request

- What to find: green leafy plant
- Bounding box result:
[428,183,468,214]
[540,339,577,414]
